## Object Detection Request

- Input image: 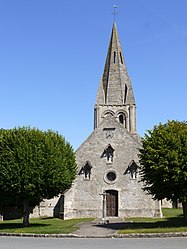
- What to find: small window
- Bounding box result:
[84,164,92,179]
[119,114,124,124]
[114,51,116,63]
[124,160,139,180]
[79,161,92,180]
[120,52,123,64]
[103,144,115,163]
[107,172,116,181]
[124,85,128,103]
[104,169,118,184]
[118,113,127,128]
[106,144,114,163]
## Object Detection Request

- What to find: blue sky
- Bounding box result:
[0,0,187,149]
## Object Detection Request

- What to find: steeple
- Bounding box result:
[94,22,137,135]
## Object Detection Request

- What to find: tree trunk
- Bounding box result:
[23,200,30,227]
[182,202,187,225]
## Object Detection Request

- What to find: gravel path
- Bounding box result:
[73,218,124,237]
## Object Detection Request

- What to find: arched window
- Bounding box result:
[102,111,114,118]
[105,112,113,117]
[118,113,127,129]
[119,114,124,124]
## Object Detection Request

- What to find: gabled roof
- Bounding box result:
[76,115,141,154]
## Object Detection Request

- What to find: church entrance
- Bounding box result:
[106,190,118,217]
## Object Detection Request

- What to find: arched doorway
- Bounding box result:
[106,190,118,217]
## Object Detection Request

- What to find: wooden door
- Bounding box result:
[106,190,118,217]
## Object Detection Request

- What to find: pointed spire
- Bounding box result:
[96,22,135,106]
[94,22,137,135]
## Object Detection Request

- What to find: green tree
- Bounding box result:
[139,120,187,224]
[0,127,77,226]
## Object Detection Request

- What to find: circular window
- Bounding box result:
[104,170,118,184]
[107,172,116,181]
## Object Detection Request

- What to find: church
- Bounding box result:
[1,20,163,221]
[61,21,162,219]
[29,21,162,220]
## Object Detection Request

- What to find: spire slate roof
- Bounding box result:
[96,22,135,106]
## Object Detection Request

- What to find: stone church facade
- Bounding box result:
[2,22,162,221]
[62,22,162,219]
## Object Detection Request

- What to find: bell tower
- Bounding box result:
[94,22,137,136]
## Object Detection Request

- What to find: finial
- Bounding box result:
[112,5,118,21]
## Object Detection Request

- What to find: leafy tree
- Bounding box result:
[139,120,187,224]
[0,127,77,226]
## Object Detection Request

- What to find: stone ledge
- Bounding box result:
[114,232,187,238]
[0,232,187,239]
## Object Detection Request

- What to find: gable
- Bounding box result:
[76,116,141,174]
[76,116,141,154]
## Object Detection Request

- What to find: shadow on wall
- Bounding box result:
[0,195,65,220]
[0,206,23,220]
[53,195,64,219]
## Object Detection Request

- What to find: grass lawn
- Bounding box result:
[0,217,93,234]
[0,208,186,235]
[118,208,187,234]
